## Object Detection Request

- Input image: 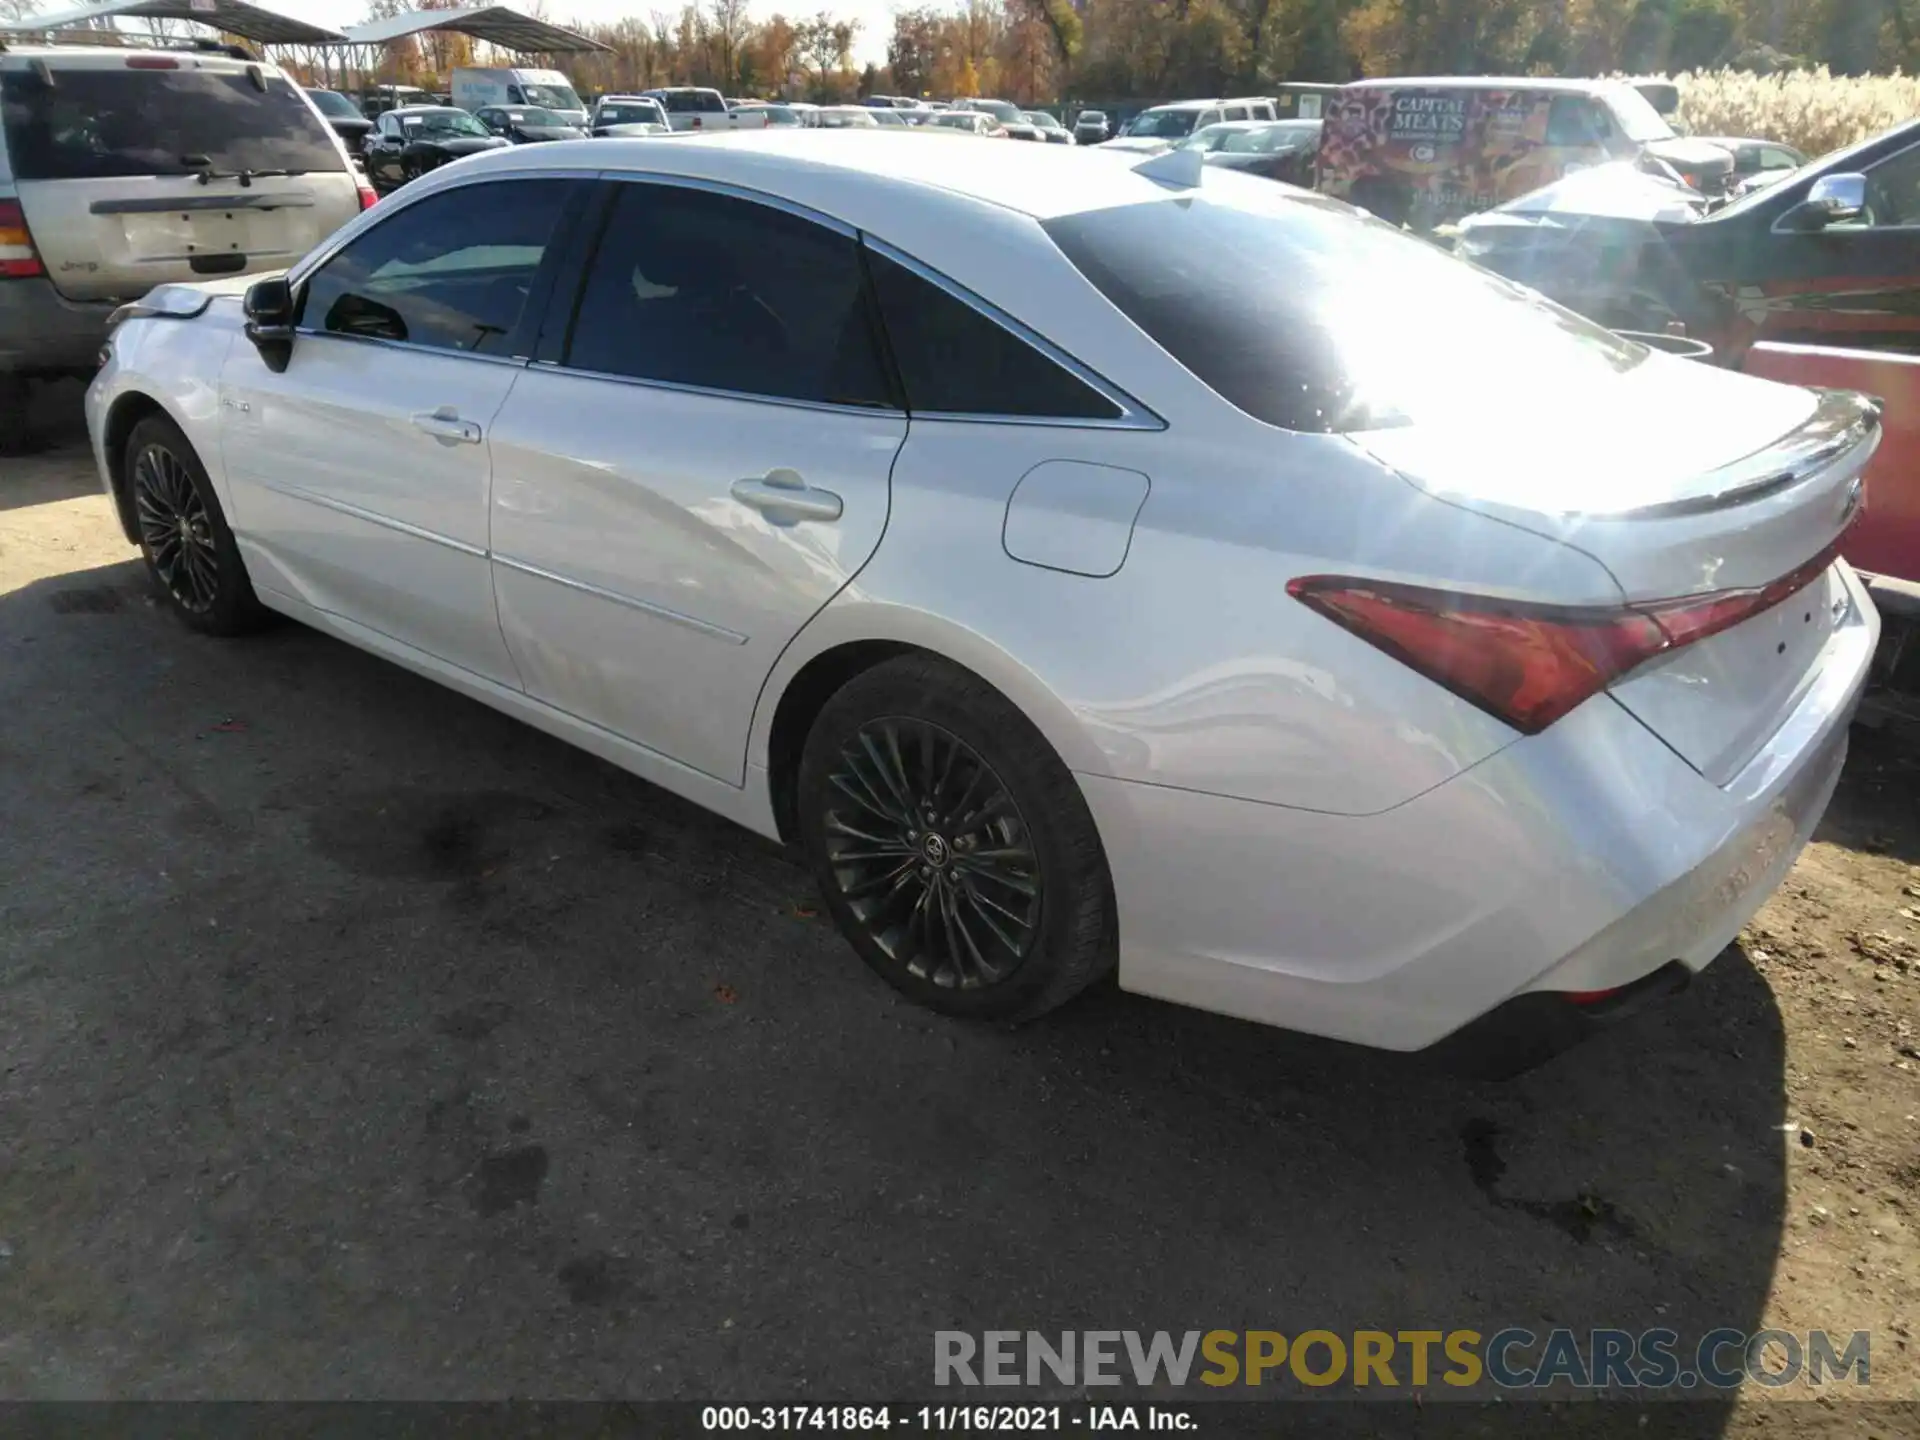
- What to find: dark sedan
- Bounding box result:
[304,87,374,154]
[1178,120,1321,187]
[362,106,510,194]
[1453,119,1920,363]
[474,106,589,144]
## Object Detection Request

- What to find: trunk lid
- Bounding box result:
[2,57,356,303]
[1353,365,1881,783]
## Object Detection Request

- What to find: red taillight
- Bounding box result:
[125,55,181,69]
[0,198,44,279]
[1288,540,1844,734]
[357,184,379,211]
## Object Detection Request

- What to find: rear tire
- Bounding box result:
[125,413,270,637]
[797,655,1117,1022]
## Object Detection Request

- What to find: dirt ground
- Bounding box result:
[2,382,1917,1429]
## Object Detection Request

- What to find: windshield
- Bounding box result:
[1,69,347,179]
[1026,112,1061,129]
[818,109,877,127]
[967,99,1022,123]
[306,89,360,120]
[596,104,661,125]
[409,110,489,138]
[1603,87,1674,144]
[1125,108,1200,139]
[1181,124,1242,153]
[655,89,727,115]
[1077,111,1105,125]
[519,83,582,113]
[1043,187,1644,433]
[507,108,568,127]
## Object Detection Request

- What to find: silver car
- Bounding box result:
[0,43,365,451]
[87,133,1880,1075]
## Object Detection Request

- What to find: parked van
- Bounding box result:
[450,68,586,127]
[1317,76,1733,230]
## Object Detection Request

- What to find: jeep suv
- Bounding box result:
[1,43,369,450]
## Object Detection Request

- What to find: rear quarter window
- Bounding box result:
[1,66,343,180]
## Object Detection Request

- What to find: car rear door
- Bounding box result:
[0,54,357,303]
[484,178,907,785]
[218,174,591,685]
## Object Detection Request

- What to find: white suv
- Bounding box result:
[0,42,366,450]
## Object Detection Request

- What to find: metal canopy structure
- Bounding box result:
[341,6,610,55]
[0,0,346,45]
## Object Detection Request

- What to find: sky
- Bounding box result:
[269,0,898,67]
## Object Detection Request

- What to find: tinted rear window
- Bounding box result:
[2,67,344,180]
[1042,188,1644,433]
[656,90,726,114]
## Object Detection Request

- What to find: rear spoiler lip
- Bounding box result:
[1614,387,1882,520]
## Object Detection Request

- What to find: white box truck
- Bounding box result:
[451,68,587,127]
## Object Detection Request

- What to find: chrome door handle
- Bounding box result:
[411,407,482,444]
[730,469,843,523]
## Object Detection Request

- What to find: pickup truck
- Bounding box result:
[639,88,770,134]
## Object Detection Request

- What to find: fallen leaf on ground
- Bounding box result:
[714,984,738,1004]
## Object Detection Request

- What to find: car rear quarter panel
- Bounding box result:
[756,408,1625,818]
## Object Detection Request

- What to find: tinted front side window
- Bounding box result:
[865,250,1121,421]
[1043,189,1643,432]
[565,183,892,407]
[299,180,574,354]
[1,68,345,180]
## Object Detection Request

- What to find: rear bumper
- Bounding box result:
[1080,564,1876,1063]
[0,278,114,377]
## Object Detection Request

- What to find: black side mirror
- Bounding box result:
[243,277,295,373]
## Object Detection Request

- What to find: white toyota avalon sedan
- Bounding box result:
[87,132,1881,1075]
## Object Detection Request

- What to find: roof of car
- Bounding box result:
[1342,75,1630,93]
[447,128,1211,222]
[0,43,278,71]
[388,105,467,116]
[1139,99,1225,112]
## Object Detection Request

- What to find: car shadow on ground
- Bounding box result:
[0,547,1786,1414]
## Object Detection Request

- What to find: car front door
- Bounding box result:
[218,175,589,685]
[1685,136,1920,355]
[484,178,908,784]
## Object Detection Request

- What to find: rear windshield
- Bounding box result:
[596,104,661,124]
[1042,188,1645,433]
[305,89,361,120]
[655,89,726,114]
[2,67,345,180]
[1125,109,1200,139]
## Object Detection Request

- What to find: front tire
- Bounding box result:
[797,655,1117,1021]
[126,414,269,636]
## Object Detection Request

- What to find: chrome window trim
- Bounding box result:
[263,480,488,557]
[862,237,1166,431]
[288,326,532,368]
[492,553,749,644]
[528,360,905,420]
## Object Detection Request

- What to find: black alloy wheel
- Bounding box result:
[124,413,268,636]
[797,655,1117,1022]
[822,717,1041,992]
[132,440,219,615]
